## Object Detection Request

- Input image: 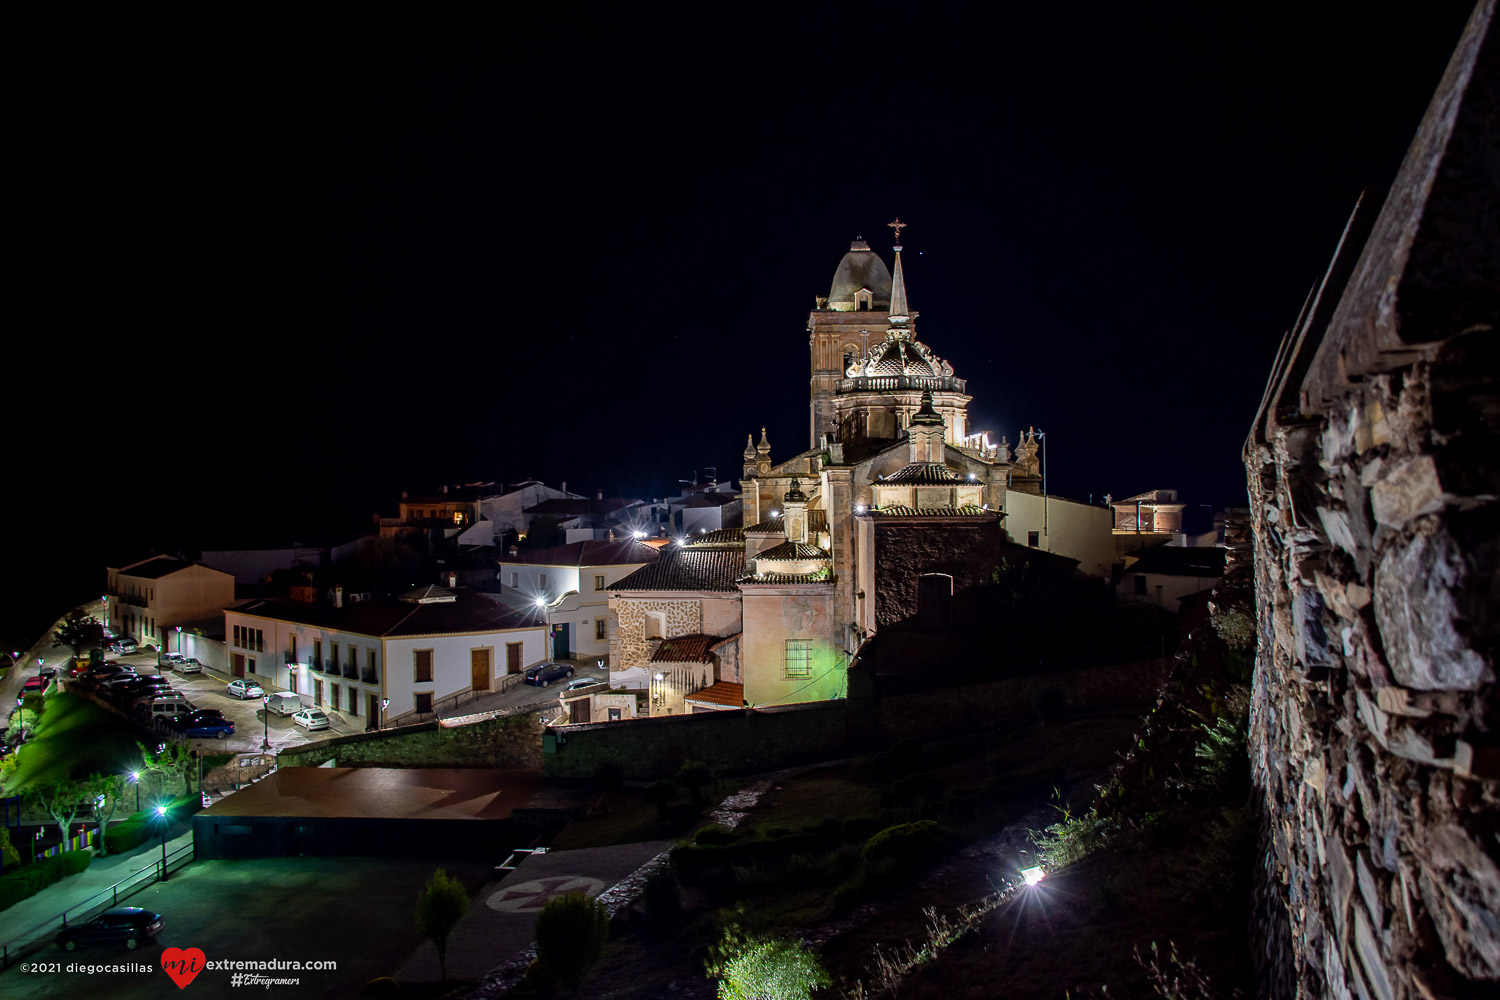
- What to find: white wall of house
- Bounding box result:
[1116,572,1222,615]
[383,628,545,720]
[500,563,581,605]
[175,632,229,675]
[222,613,385,725]
[481,484,580,538]
[546,562,650,662]
[1003,492,1116,578]
[108,563,236,647]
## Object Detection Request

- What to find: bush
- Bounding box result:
[861,820,948,876]
[707,928,830,1000]
[534,892,609,993]
[695,823,738,845]
[676,760,713,806]
[644,778,676,817]
[0,850,92,912]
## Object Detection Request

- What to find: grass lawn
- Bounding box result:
[5,691,150,793]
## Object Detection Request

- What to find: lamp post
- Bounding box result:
[261,696,271,751]
[535,597,552,662]
[380,698,390,731]
[154,805,169,882]
[175,625,182,656]
[1035,429,1048,549]
[129,772,140,812]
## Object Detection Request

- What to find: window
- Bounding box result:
[248,658,256,674]
[331,683,340,708]
[609,708,621,721]
[414,692,433,715]
[539,573,547,589]
[414,649,433,683]
[594,574,605,591]
[233,625,241,648]
[511,573,519,588]
[918,573,954,629]
[367,649,377,678]
[596,620,607,641]
[1027,531,1040,547]
[645,612,666,640]
[348,688,358,713]
[785,640,812,677]
[330,644,340,670]
[314,640,322,668]
[1134,575,1148,596]
[256,629,264,652]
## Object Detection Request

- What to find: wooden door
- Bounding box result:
[232,653,245,678]
[471,648,491,691]
[506,643,522,674]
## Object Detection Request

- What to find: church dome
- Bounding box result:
[827,240,892,309]
[871,339,935,376]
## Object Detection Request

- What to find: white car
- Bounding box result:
[291,708,329,731]
[157,652,185,667]
[175,658,203,674]
[226,679,264,700]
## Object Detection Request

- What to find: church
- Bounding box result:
[606,223,1106,714]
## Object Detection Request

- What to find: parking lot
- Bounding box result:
[72,653,356,754]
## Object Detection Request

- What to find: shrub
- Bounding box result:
[644,778,676,817]
[0,850,92,912]
[1031,806,1117,869]
[861,820,948,876]
[707,928,830,1000]
[534,892,609,993]
[414,868,469,982]
[695,823,738,845]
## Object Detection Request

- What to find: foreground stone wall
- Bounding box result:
[1244,6,1497,997]
[279,709,544,770]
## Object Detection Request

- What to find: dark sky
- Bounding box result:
[9,1,1477,630]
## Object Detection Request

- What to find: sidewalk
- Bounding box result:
[0,824,194,956]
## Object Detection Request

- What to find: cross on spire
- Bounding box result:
[887,218,907,245]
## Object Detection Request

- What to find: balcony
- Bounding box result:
[119,593,148,608]
[360,668,378,685]
[341,663,358,680]
[309,658,326,674]
[284,651,297,665]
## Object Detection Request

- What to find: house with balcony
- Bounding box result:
[105,556,236,649]
[223,584,546,728]
[497,539,660,662]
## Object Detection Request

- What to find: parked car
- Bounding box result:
[174,719,234,739]
[140,699,195,725]
[157,652,185,667]
[226,679,264,700]
[291,708,330,731]
[174,709,229,727]
[114,680,174,702]
[55,907,163,951]
[523,662,575,687]
[21,677,48,696]
[175,657,203,674]
[563,677,600,692]
[38,665,58,680]
[110,639,139,655]
[265,692,302,716]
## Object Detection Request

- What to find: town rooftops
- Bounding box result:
[684,681,745,709]
[523,497,642,518]
[865,505,995,517]
[755,541,829,561]
[684,526,745,545]
[650,634,720,664]
[878,463,964,485]
[745,510,828,534]
[229,587,542,637]
[499,539,660,568]
[112,556,223,580]
[608,545,746,593]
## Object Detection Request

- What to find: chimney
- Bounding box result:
[596,489,603,500]
[442,484,448,494]
[447,572,457,588]
[333,586,344,608]
[401,490,408,499]
[509,545,519,557]
[560,481,566,494]
[607,528,616,541]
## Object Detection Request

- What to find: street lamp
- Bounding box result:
[175,625,182,656]
[154,805,169,882]
[380,698,390,730]
[261,696,271,751]
[129,771,140,812]
[535,598,552,661]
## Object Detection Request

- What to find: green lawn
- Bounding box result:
[4,691,150,793]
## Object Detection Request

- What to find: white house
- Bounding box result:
[223,585,546,728]
[497,539,660,662]
[1115,545,1227,615]
[1001,492,1117,579]
[105,556,237,649]
[479,480,584,540]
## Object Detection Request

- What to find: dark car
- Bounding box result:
[173,718,234,739]
[21,677,47,696]
[55,907,163,950]
[523,662,575,687]
[175,709,229,725]
[111,679,173,700]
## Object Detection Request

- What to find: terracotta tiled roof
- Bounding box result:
[650,635,719,664]
[755,541,829,561]
[879,463,963,484]
[739,572,834,584]
[684,681,744,708]
[868,505,994,517]
[745,515,785,533]
[608,547,746,592]
[499,540,660,567]
[809,510,828,534]
[230,589,541,638]
[687,527,745,545]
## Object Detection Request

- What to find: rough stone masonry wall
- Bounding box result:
[278,709,544,770]
[1243,6,1498,998]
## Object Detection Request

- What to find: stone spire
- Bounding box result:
[756,427,772,474]
[757,427,771,455]
[743,435,756,461]
[888,243,910,328]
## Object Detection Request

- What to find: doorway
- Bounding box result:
[506,642,522,674]
[552,622,570,660]
[232,653,245,678]
[471,648,492,691]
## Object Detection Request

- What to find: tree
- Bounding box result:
[414,868,470,982]
[26,778,90,844]
[534,891,609,995]
[524,515,564,550]
[52,611,105,659]
[0,826,20,870]
[5,706,38,747]
[137,741,192,796]
[83,774,127,855]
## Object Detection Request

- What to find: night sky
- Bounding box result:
[10,2,1477,636]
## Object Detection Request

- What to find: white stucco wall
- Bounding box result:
[498,563,581,605]
[382,628,545,719]
[1003,492,1116,578]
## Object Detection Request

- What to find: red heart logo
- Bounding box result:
[161,947,206,989]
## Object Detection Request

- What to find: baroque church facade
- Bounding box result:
[608,227,1049,714]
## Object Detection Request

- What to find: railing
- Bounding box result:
[0,840,195,967]
[394,671,529,724]
[837,374,965,394]
[341,664,358,680]
[283,651,297,665]
[360,669,378,685]
[118,594,148,608]
[309,658,325,673]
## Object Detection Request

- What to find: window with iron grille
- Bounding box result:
[784,639,812,678]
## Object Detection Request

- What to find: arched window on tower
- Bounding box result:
[855,288,872,311]
[843,344,860,374]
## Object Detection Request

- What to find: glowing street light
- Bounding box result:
[1020,866,1045,887]
[154,805,170,881]
[129,771,141,811]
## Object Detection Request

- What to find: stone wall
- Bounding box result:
[544,657,1168,780]
[1243,7,1497,997]
[278,709,544,770]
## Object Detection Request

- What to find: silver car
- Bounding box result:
[292,708,330,731]
[226,679,264,700]
[175,657,204,674]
